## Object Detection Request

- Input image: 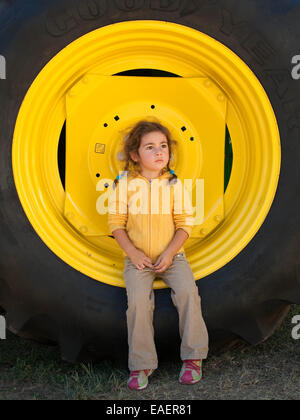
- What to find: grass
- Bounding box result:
[0,305,299,400]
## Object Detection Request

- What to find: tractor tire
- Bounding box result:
[0,0,300,363]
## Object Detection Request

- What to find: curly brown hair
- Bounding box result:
[113,119,178,189]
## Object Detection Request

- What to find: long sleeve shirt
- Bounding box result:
[108,170,194,263]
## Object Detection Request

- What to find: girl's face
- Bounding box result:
[131,131,170,173]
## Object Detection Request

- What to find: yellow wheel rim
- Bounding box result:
[12,20,281,289]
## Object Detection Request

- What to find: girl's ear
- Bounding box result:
[129,151,138,163]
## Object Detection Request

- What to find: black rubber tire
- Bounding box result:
[0,0,300,363]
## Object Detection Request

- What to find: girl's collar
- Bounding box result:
[131,168,171,181]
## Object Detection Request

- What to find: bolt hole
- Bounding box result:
[96,173,100,178]
[190,137,194,141]
[104,183,109,188]
[104,123,108,127]
[181,127,187,132]
[151,105,155,109]
[114,116,120,121]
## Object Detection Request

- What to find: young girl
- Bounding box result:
[108,120,209,391]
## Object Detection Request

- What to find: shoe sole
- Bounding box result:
[179,378,202,385]
[179,374,202,385]
[128,382,149,391]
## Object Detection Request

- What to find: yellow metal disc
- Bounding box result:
[12,20,281,289]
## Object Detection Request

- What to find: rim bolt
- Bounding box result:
[204,79,212,88]
[82,76,89,84]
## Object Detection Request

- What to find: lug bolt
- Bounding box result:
[80,226,88,234]
[82,76,90,84]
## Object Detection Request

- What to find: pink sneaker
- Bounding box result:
[127,369,154,390]
[179,360,202,384]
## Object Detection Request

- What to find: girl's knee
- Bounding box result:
[172,283,200,303]
[127,288,154,311]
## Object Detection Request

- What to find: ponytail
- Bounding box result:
[113,166,177,190]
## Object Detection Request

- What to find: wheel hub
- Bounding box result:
[65,75,226,238]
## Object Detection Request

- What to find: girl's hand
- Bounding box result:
[153,250,174,273]
[128,248,154,271]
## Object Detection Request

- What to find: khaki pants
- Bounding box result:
[123,251,209,371]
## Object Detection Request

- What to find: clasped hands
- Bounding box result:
[128,248,174,273]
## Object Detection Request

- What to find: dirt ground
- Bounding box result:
[0,305,299,400]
